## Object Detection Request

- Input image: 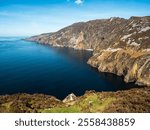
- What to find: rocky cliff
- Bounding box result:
[26,16,150,86]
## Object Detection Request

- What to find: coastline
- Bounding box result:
[26,16,150,87]
[1,16,149,113]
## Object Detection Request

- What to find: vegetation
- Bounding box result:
[42,93,115,113]
[0,87,149,113]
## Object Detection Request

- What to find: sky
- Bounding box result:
[0,0,150,36]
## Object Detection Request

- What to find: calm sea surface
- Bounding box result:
[0,37,137,99]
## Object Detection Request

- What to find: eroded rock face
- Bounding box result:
[88,49,150,86]
[26,16,150,86]
[26,17,127,50]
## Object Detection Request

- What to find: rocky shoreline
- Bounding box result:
[26,16,150,87]
[8,16,149,113]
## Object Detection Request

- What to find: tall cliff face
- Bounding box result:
[26,16,150,86]
[27,17,127,50]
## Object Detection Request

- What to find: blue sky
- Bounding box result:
[0,0,150,36]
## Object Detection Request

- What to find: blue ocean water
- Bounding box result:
[0,37,137,99]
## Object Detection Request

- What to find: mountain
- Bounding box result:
[26,16,150,86]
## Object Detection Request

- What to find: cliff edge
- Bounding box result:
[0,87,149,113]
[26,16,150,86]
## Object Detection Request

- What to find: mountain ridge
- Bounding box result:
[26,16,150,86]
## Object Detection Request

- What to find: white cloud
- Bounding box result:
[75,0,83,5]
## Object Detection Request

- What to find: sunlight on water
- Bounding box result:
[0,37,137,99]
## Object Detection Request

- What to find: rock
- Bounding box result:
[87,49,150,86]
[26,16,150,86]
[63,93,77,103]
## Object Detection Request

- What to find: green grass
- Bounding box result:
[42,105,81,113]
[41,93,115,113]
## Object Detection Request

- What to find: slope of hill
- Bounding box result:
[0,87,149,113]
[26,16,150,86]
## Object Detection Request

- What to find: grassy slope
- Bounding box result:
[0,87,149,113]
[42,93,115,113]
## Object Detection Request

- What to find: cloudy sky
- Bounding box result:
[0,0,150,36]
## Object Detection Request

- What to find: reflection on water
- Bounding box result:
[98,72,140,90]
[52,47,92,62]
[0,38,140,99]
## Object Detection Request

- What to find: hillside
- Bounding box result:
[0,87,149,113]
[26,16,150,87]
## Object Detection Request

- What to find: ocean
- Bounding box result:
[0,37,137,99]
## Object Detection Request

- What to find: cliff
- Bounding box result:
[26,16,150,86]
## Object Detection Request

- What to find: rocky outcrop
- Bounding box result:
[26,16,150,86]
[62,93,77,106]
[88,49,150,86]
[63,93,77,103]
